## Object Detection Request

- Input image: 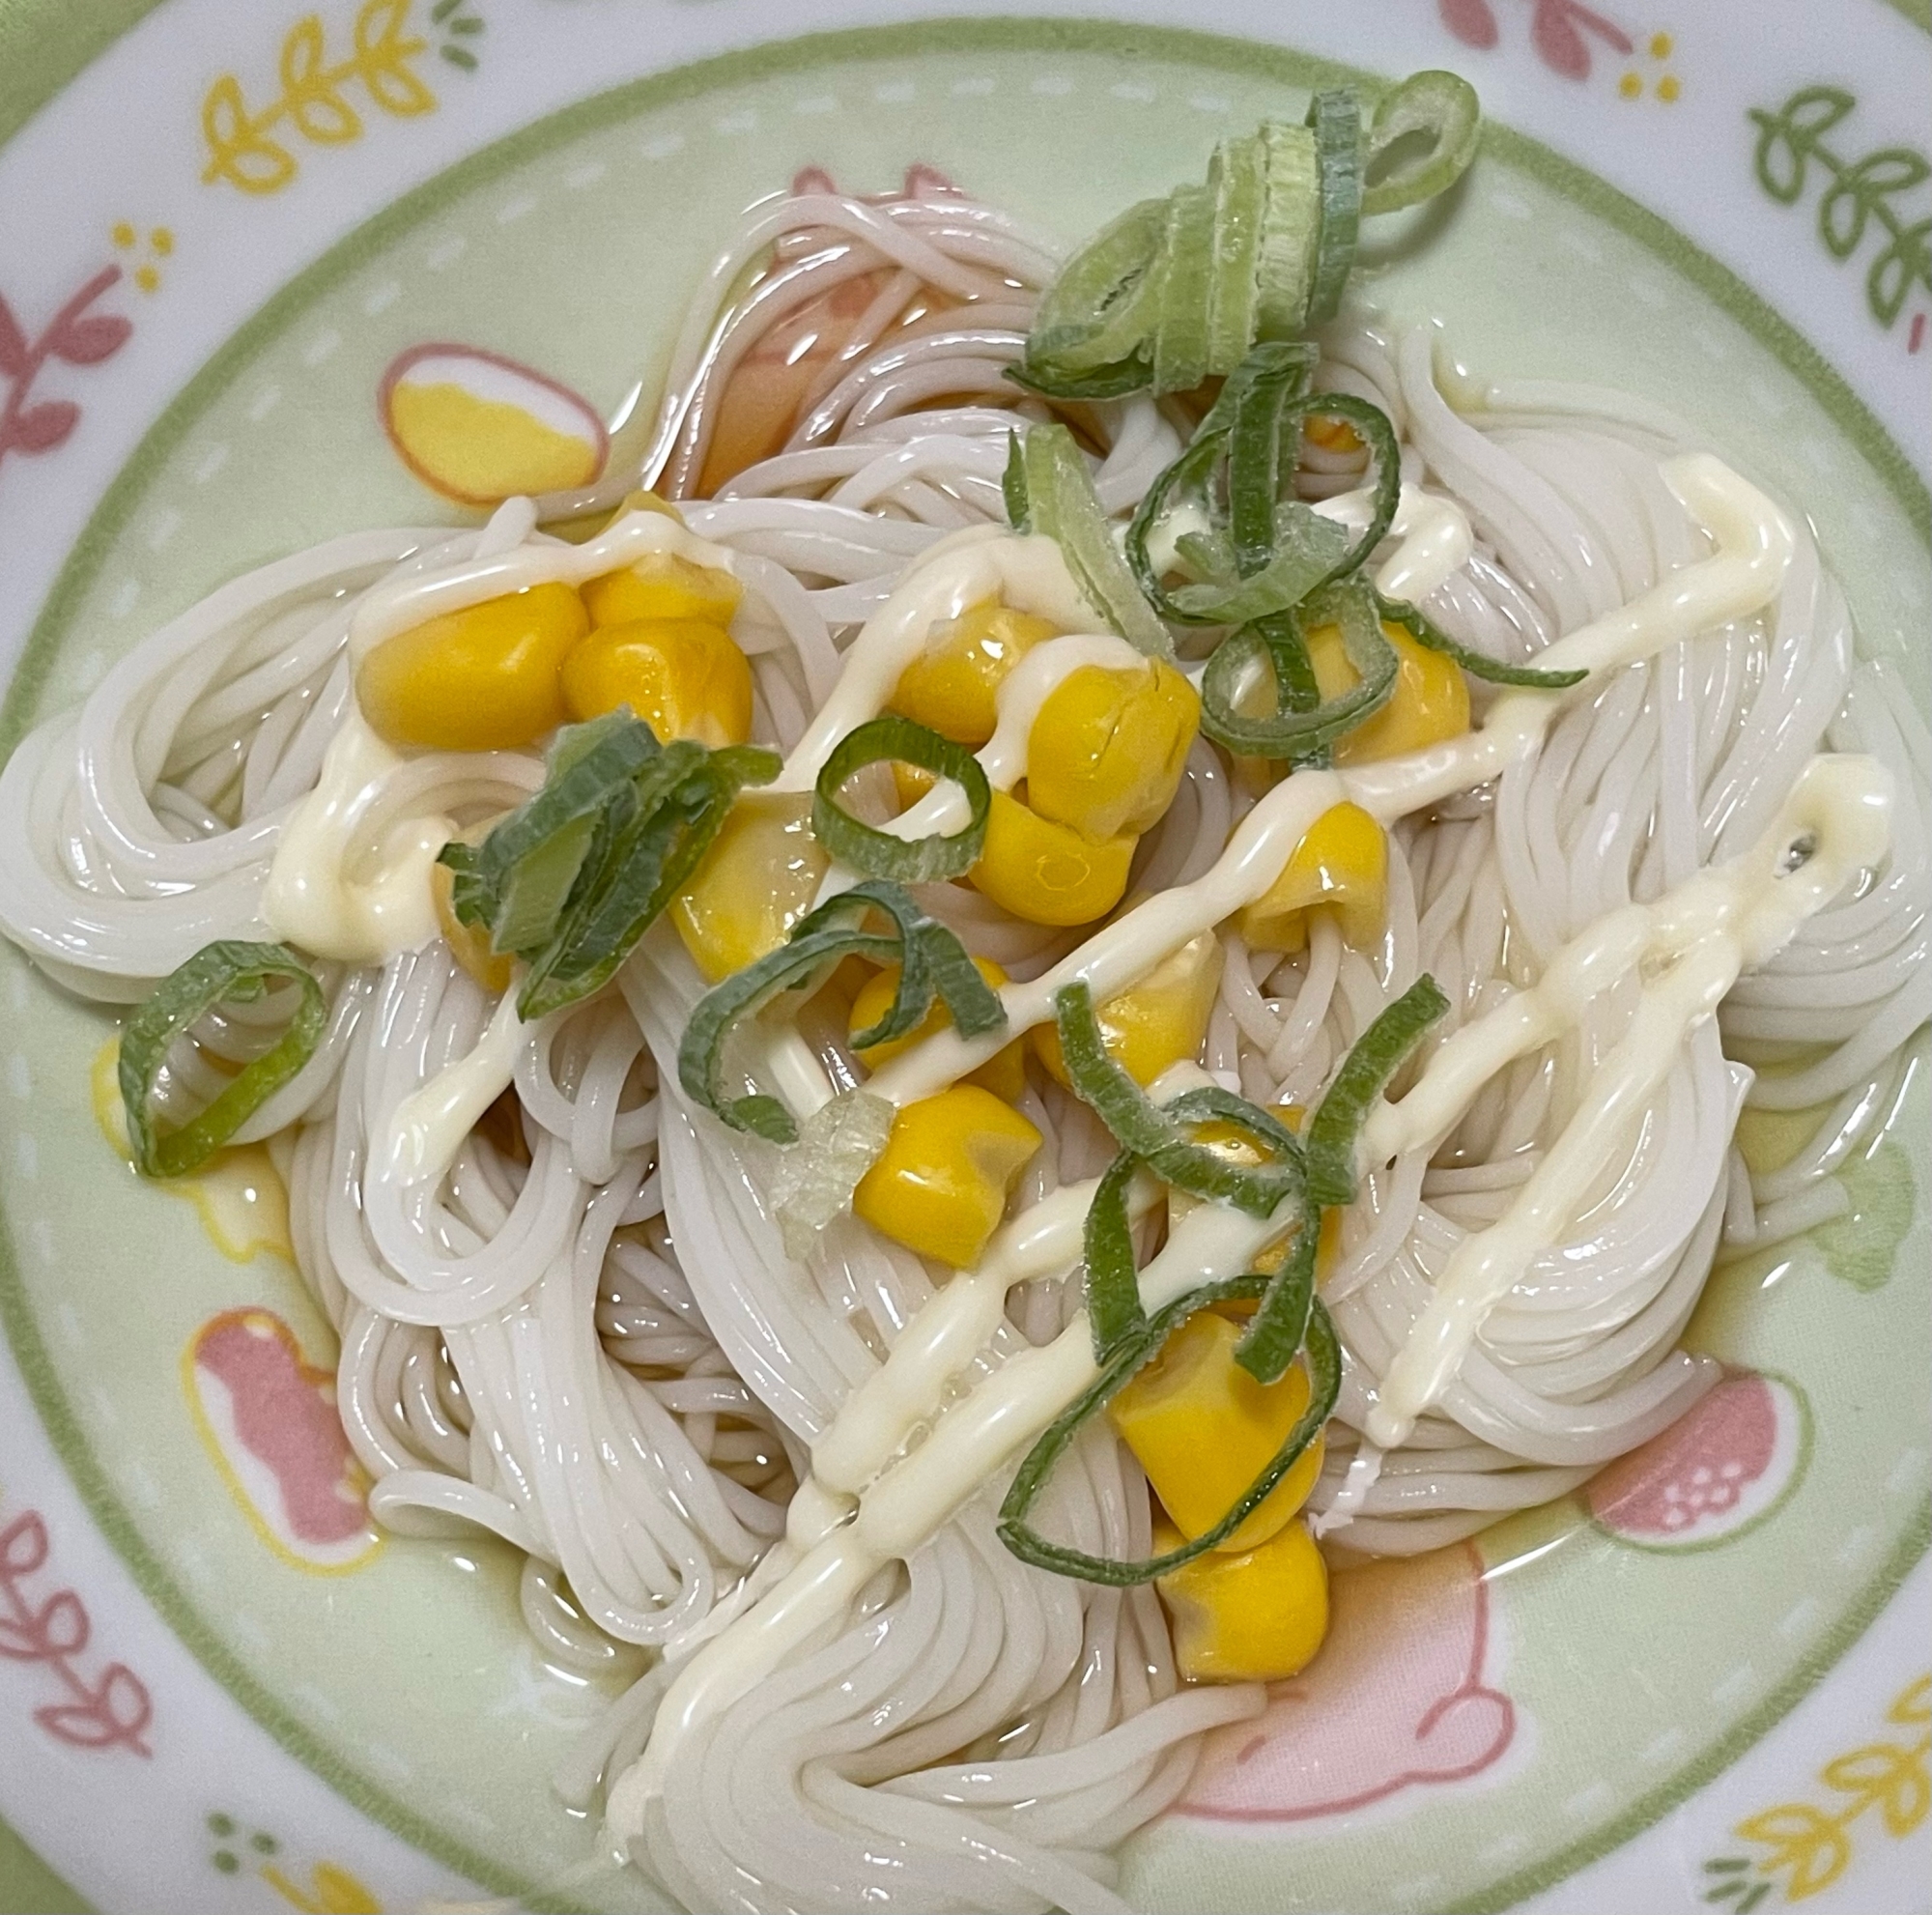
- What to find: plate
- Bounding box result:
[0,5,1926,1913]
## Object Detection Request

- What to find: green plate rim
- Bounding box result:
[1,16,1926,1912]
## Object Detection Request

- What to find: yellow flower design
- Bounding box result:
[1706,1675,1931,1907]
[200,0,437,196]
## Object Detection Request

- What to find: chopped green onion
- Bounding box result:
[812,715,990,883]
[998,1285,1340,1585]
[1127,378,1400,631]
[1002,429,1028,529]
[119,941,326,1178]
[1304,87,1364,326]
[1362,70,1482,217]
[1207,135,1267,377]
[1234,1192,1321,1383]
[1006,355,1153,401]
[518,743,778,1019]
[1255,121,1320,341]
[1200,577,1398,759]
[679,879,1003,1143]
[1083,1149,1147,1360]
[1018,425,1172,658]
[1376,592,1587,689]
[1051,984,1303,1219]
[1304,974,1449,1207]
[1027,197,1167,374]
[440,712,780,1021]
[1151,184,1214,397]
[1015,85,1480,400]
[441,709,658,946]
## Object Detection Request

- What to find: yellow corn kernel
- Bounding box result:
[972,789,1136,927]
[1303,414,1362,455]
[853,1085,1042,1268]
[1025,659,1200,841]
[1110,1311,1325,1553]
[890,601,1059,747]
[671,791,828,982]
[582,549,744,628]
[430,828,514,995]
[1236,802,1388,954]
[559,616,753,748]
[1033,929,1223,1089]
[849,958,1026,1102]
[892,759,938,813]
[356,582,589,752]
[1307,619,1469,766]
[1154,1513,1330,1683]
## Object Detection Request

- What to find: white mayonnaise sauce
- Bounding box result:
[261,712,451,964]
[384,987,526,1185]
[345,502,740,665]
[606,454,1854,1834]
[770,525,1102,793]
[1363,751,1892,1448]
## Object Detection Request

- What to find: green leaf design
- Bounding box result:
[1812,1140,1914,1292]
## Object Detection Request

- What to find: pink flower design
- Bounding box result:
[1436,0,1634,80]
[0,1507,154,1756]
[0,265,133,478]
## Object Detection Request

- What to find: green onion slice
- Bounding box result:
[812,715,991,883]
[1151,183,1214,398]
[1305,87,1364,326]
[1255,121,1320,340]
[1304,973,1450,1207]
[1199,577,1398,760]
[1083,1149,1148,1360]
[1362,70,1482,217]
[119,941,327,1178]
[679,879,1004,1143]
[1206,134,1266,377]
[1376,592,1587,689]
[1234,1191,1321,1383]
[1003,429,1028,529]
[1051,983,1304,1220]
[1026,197,1167,375]
[440,711,781,1022]
[998,1282,1340,1585]
[1127,379,1399,630]
[1018,425,1172,658]
[518,743,779,1020]
[1006,355,1153,401]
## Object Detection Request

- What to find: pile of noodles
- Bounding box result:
[0,173,1923,1915]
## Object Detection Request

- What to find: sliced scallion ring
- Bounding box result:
[1199,577,1398,759]
[1255,120,1320,340]
[812,715,990,884]
[1083,1149,1148,1360]
[120,941,327,1178]
[679,879,1004,1142]
[1304,87,1364,326]
[998,1284,1340,1586]
[1051,983,1303,1218]
[1303,973,1449,1207]
[1151,183,1214,398]
[1206,133,1266,377]
[1026,196,1167,374]
[1362,70,1482,217]
[1376,592,1587,689]
[1019,425,1172,658]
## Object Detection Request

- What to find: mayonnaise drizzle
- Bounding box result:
[770,525,1102,793]
[384,987,526,1185]
[605,453,1835,1834]
[262,712,451,964]
[345,503,740,665]
[1363,752,1892,1448]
